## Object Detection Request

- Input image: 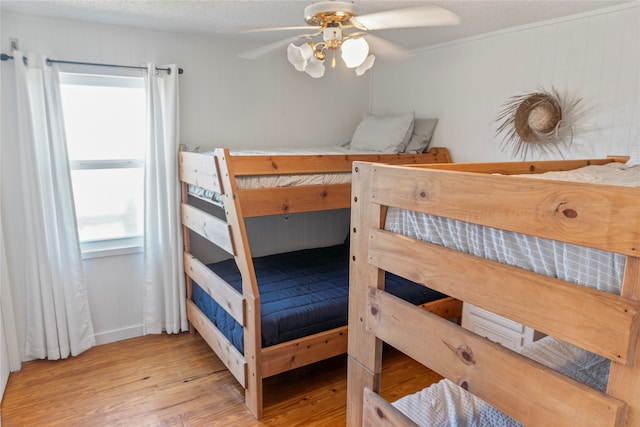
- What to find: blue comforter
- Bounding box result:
[191,243,445,353]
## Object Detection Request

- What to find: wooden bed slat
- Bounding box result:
[186,299,246,387]
[367,288,627,427]
[179,151,223,193]
[261,326,348,378]
[238,184,351,217]
[181,203,234,255]
[369,163,640,256]
[362,387,419,427]
[183,252,245,325]
[368,228,640,365]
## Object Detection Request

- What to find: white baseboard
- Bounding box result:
[94,325,144,346]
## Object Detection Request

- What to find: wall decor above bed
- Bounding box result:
[496,87,583,159]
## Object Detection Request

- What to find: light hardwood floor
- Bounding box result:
[1,333,441,426]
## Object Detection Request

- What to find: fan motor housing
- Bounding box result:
[304,1,360,26]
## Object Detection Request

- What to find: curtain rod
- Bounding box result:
[0,53,184,75]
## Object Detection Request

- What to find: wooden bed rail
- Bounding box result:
[183,253,244,325]
[181,203,234,255]
[179,150,224,194]
[367,162,640,256]
[407,157,620,174]
[228,147,452,175]
[237,184,352,217]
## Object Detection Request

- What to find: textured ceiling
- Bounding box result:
[1,0,632,51]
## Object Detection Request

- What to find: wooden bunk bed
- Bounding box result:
[178,146,460,419]
[347,157,640,426]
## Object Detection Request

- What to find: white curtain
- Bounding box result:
[143,63,186,334]
[1,195,21,373]
[10,51,95,359]
[1,57,21,375]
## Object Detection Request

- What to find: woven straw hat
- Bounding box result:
[513,93,562,143]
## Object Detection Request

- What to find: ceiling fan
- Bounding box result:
[230,1,460,78]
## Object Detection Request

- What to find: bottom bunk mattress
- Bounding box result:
[191,242,447,354]
[391,336,610,427]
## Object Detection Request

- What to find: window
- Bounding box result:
[59,73,145,256]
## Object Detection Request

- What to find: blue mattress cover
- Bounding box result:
[191,243,446,354]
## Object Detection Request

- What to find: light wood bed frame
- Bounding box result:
[347,157,640,426]
[177,146,460,419]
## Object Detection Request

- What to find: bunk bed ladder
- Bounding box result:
[215,149,264,419]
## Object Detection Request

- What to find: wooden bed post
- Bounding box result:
[347,162,386,426]
[216,149,264,419]
[178,147,195,334]
[608,256,640,427]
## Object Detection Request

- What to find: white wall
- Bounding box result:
[0,13,368,350]
[370,3,639,162]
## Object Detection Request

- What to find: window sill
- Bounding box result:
[81,237,143,259]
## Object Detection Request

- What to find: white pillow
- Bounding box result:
[350,113,415,153]
[404,118,438,153]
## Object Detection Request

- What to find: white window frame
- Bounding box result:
[59,72,146,259]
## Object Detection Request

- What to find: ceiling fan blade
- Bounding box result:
[353,5,460,30]
[364,34,411,60]
[221,25,319,34]
[238,35,309,60]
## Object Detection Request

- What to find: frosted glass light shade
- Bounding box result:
[287,43,314,72]
[341,38,369,68]
[305,58,326,78]
[355,54,376,76]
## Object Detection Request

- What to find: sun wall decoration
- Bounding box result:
[496,88,583,159]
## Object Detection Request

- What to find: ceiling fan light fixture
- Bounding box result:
[240,1,459,79]
[341,37,369,68]
[287,42,314,72]
[355,54,375,76]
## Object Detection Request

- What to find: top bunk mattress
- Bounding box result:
[385,162,640,296]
